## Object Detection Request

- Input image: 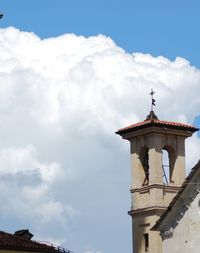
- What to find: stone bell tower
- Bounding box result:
[116,91,198,253]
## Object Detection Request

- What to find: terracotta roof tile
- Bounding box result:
[0,231,62,252]
[116,119,199,135]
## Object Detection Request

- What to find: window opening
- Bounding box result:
[144,233,149,252]
[162,149,170,184]
[140,147,149,186]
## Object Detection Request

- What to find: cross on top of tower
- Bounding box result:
[146,88,158,121]
[149,88,156,111]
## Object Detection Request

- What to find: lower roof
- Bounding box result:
[0,231,70,253]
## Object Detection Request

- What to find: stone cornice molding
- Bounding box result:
[128,206,167,218]
[130,184,180,194]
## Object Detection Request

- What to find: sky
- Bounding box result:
[1,1,200,67]
[0,1,200,253]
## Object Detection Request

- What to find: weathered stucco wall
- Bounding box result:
[163,194,200,253]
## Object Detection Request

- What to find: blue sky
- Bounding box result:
[1,0,200,67]
[0,1,200,253]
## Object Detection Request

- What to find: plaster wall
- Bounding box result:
[163,195,200,253]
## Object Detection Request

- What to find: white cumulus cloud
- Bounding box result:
[0,26,199,253]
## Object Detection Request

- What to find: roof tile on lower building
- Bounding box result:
[0,231,61,253]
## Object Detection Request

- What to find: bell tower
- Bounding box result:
[116,91,198,253]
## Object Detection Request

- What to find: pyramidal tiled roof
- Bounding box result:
[0,231,60,252]
[116,111,199,135]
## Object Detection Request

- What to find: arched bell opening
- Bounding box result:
[162,145,176,185]
[139,146,149,186]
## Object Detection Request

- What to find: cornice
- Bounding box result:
[128,206,167,218]
[130,184,180,194]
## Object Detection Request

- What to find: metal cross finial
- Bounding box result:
[149,88,156,111]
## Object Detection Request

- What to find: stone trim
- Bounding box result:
[139,223,150,228]
[128,206,167,218]
[130,184,180,194]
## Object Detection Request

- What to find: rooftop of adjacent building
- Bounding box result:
[0,230,73,253]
